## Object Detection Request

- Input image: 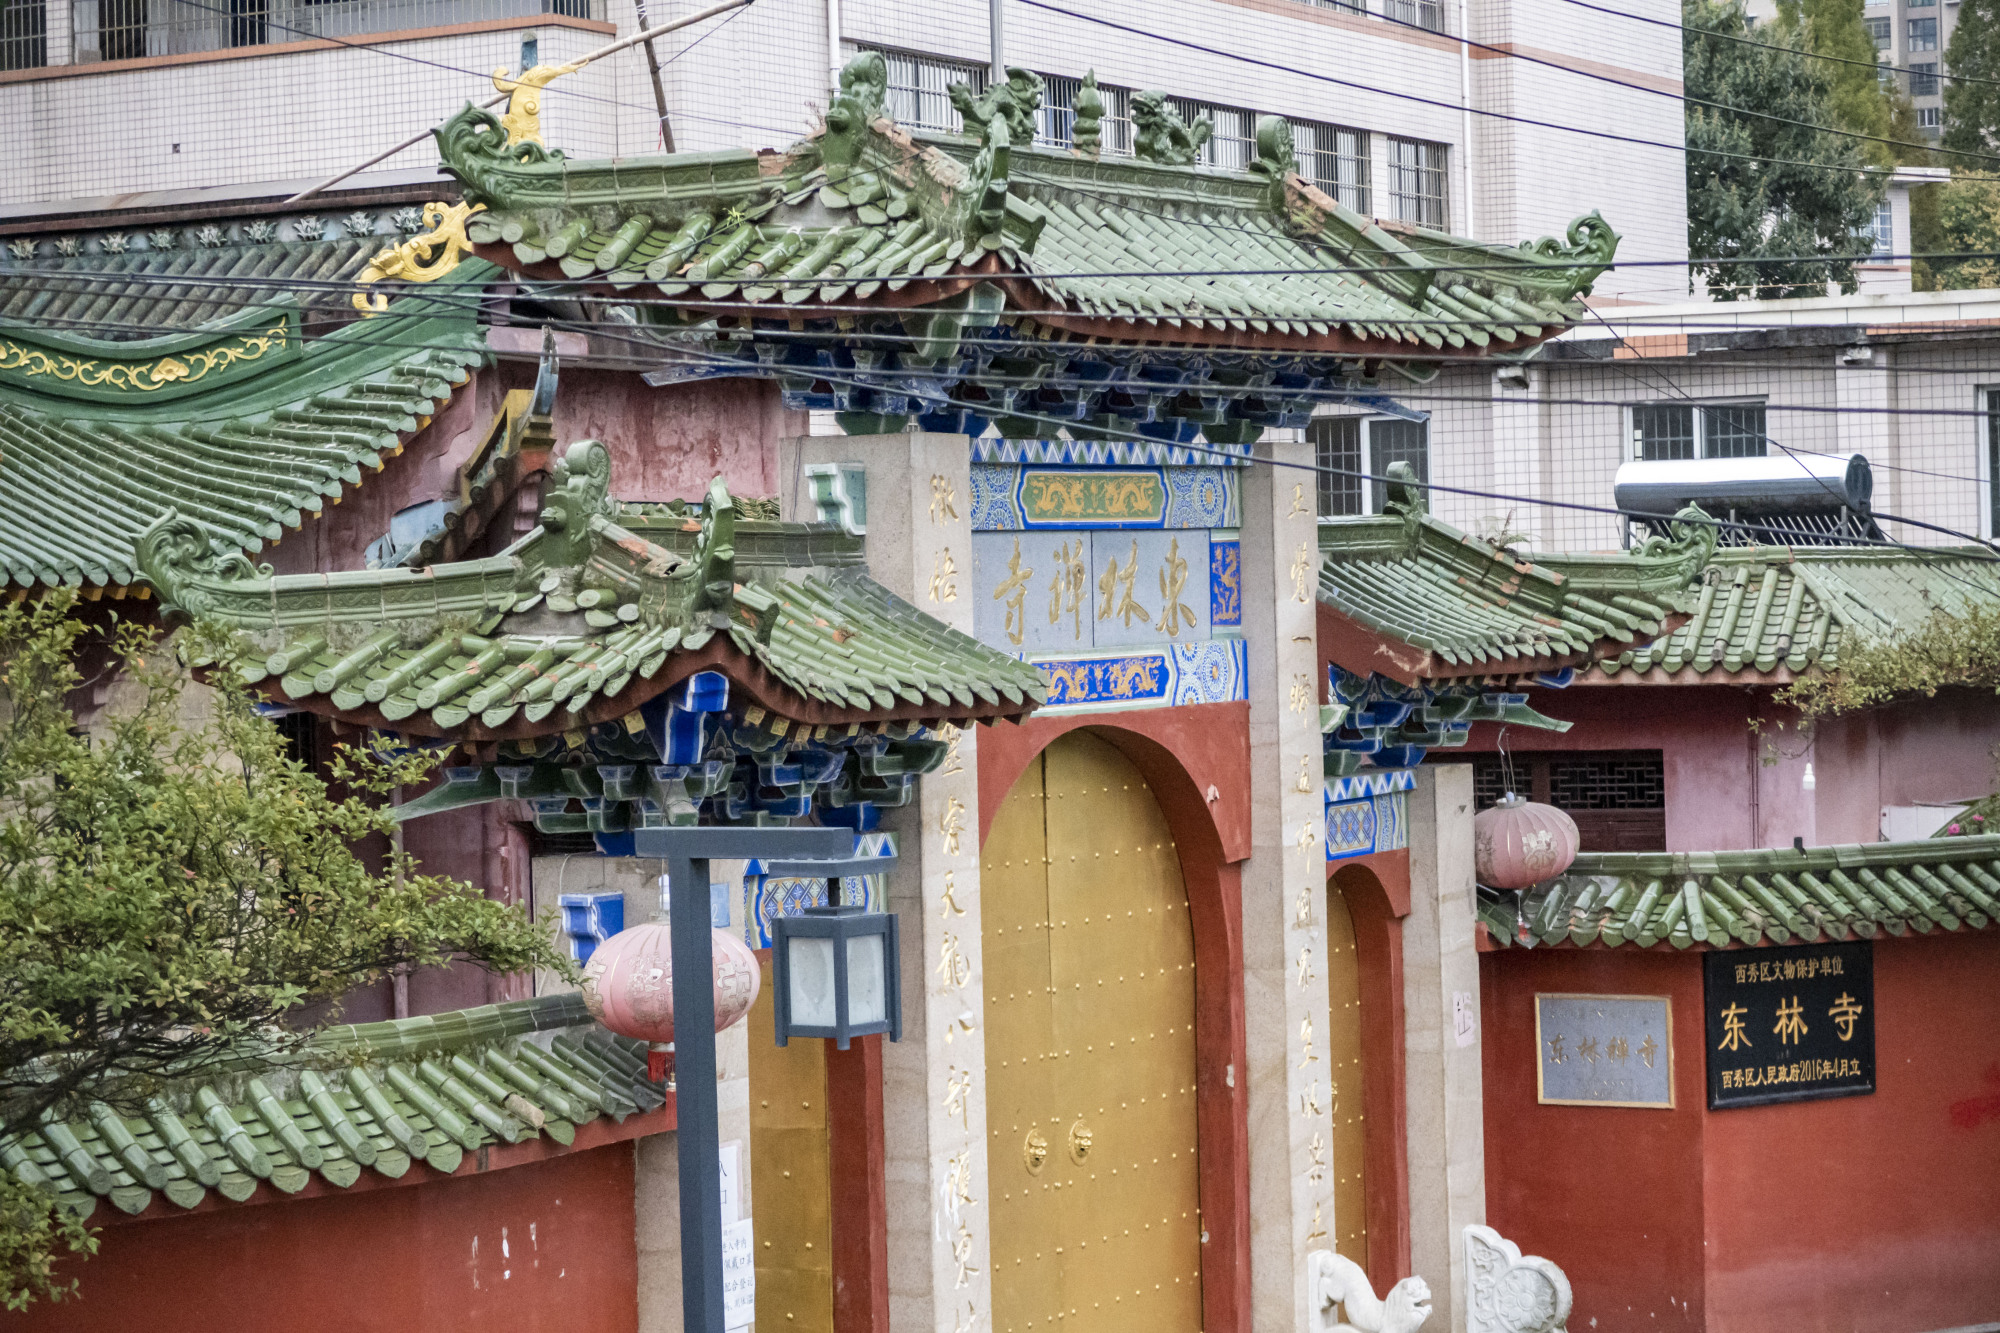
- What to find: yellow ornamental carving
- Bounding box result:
[492,61,582,146]
[352,201,488,316]
[0,324,288,393]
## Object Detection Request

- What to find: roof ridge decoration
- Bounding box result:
[0,297,492,591]
[353,201,488,316]
[0,993,670,1222]
[1131,92,1213,166]
[1317,485,1710,682]
[135,442,1042,831]
[1582,538,2000,684]
[1480,833,2000,950]
[0,303,300,403]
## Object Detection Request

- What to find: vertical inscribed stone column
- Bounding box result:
[1240,436,1338,1330]
[1404,764,1484,1333]
[780,432,993,1333]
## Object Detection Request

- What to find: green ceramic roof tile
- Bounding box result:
[0,993,664,1221]
[433,65,1616,360]
[1581,544,2000,682]
[0,239,380,340]
[1478,834,2000,950]
[1317,486,1710,679]
[138,443,1045,740]
[0,277,495,591]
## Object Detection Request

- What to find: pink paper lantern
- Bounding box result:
[579,922,761,1081]
[1474,794,1580,889]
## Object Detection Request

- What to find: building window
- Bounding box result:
[1631,401,1767,459]
[1473,751,1667,852]
[1907,17,1938,49]
[1384,0,1446,30]
[1311,415,1431,516]
[1908,61,1939,96]
[0,0,45,69]
[1036,73,1134,155]
[1387,137,1449,228]
[1865,15,1891,47]
[873,48,986,134]
[1292,119,1371,213]
[1873,201,1894,255]
[1918,106,1942,130]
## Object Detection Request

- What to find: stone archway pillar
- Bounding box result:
[1404,764,1485,1333]
[779,432,992,1333]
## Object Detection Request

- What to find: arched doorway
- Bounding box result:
[982,730,1203,1333]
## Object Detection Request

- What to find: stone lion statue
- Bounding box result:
[1308,1250,1433,1333]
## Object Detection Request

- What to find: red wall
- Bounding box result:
[1482,932,2000,1333]
[1481,947,1709,1331]
[21,1144,640,1333]
[1460,685,2000,852]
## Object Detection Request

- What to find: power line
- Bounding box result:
[1014,0,1993,177]
[1366,5,2000,171]
[1560,0,2000,93]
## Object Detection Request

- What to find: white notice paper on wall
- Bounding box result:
[722,1216,756,1331]
[1453,990,1478,1048]
[718,1141,741,1223]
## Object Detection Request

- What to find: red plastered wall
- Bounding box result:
[1481,932,2000,1333]
[18,1143,639,1333]
[1480,948,1709,1332]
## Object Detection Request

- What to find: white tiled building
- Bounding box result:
[0,0,1689,304]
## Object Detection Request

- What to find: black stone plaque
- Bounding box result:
[1704,940,1874,1110]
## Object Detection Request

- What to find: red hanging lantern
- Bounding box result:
[579,921,761,1082]
[1474,794,1580,889]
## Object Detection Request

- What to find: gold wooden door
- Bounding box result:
[983,731,1203,1333]
[748,954,833,1333]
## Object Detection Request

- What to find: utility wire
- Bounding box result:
[1366,4,1999,170]
[1560,0,2000,93]
[1015,0,1999,174]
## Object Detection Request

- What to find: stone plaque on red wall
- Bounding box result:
[1535,993,1674,1108]
[1704,940,1874,1110]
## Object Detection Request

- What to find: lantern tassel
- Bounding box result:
[647,1042,673,1084]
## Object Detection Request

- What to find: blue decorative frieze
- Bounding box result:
[741,831,896,949]
[1323,664,1574,772]
[1030,640,1248,712]
[556,891,625,964]
[1209,538,1241,627]
[970,437,1254,468]
[969,464,1240,531]
[1325,767,1416,861]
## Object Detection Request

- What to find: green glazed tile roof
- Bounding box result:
[0,238,380,340]
[0,285,493,591]
[1580,544,2000,682]
[1317,491,1710,680]
[139,444,1046,740]
[436,65,1616,359]
[0,993,667,1222]
[1477,834,2000,950]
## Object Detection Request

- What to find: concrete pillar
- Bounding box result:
[1489,368,1548,548]
[779,433,992,1333]
[1403,765,1485,1333]
[1835,345,1898,539]
[1240,434,1339,1329]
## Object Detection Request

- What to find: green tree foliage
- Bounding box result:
[1779,0,1906,168]
[0,596,564,1307]
[1942,0,2000,159]
[1778,603,2000,718]
[1915,173,2000,288]
[1685,0,1885,297]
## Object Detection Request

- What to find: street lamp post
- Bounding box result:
[629,825,855,1333]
